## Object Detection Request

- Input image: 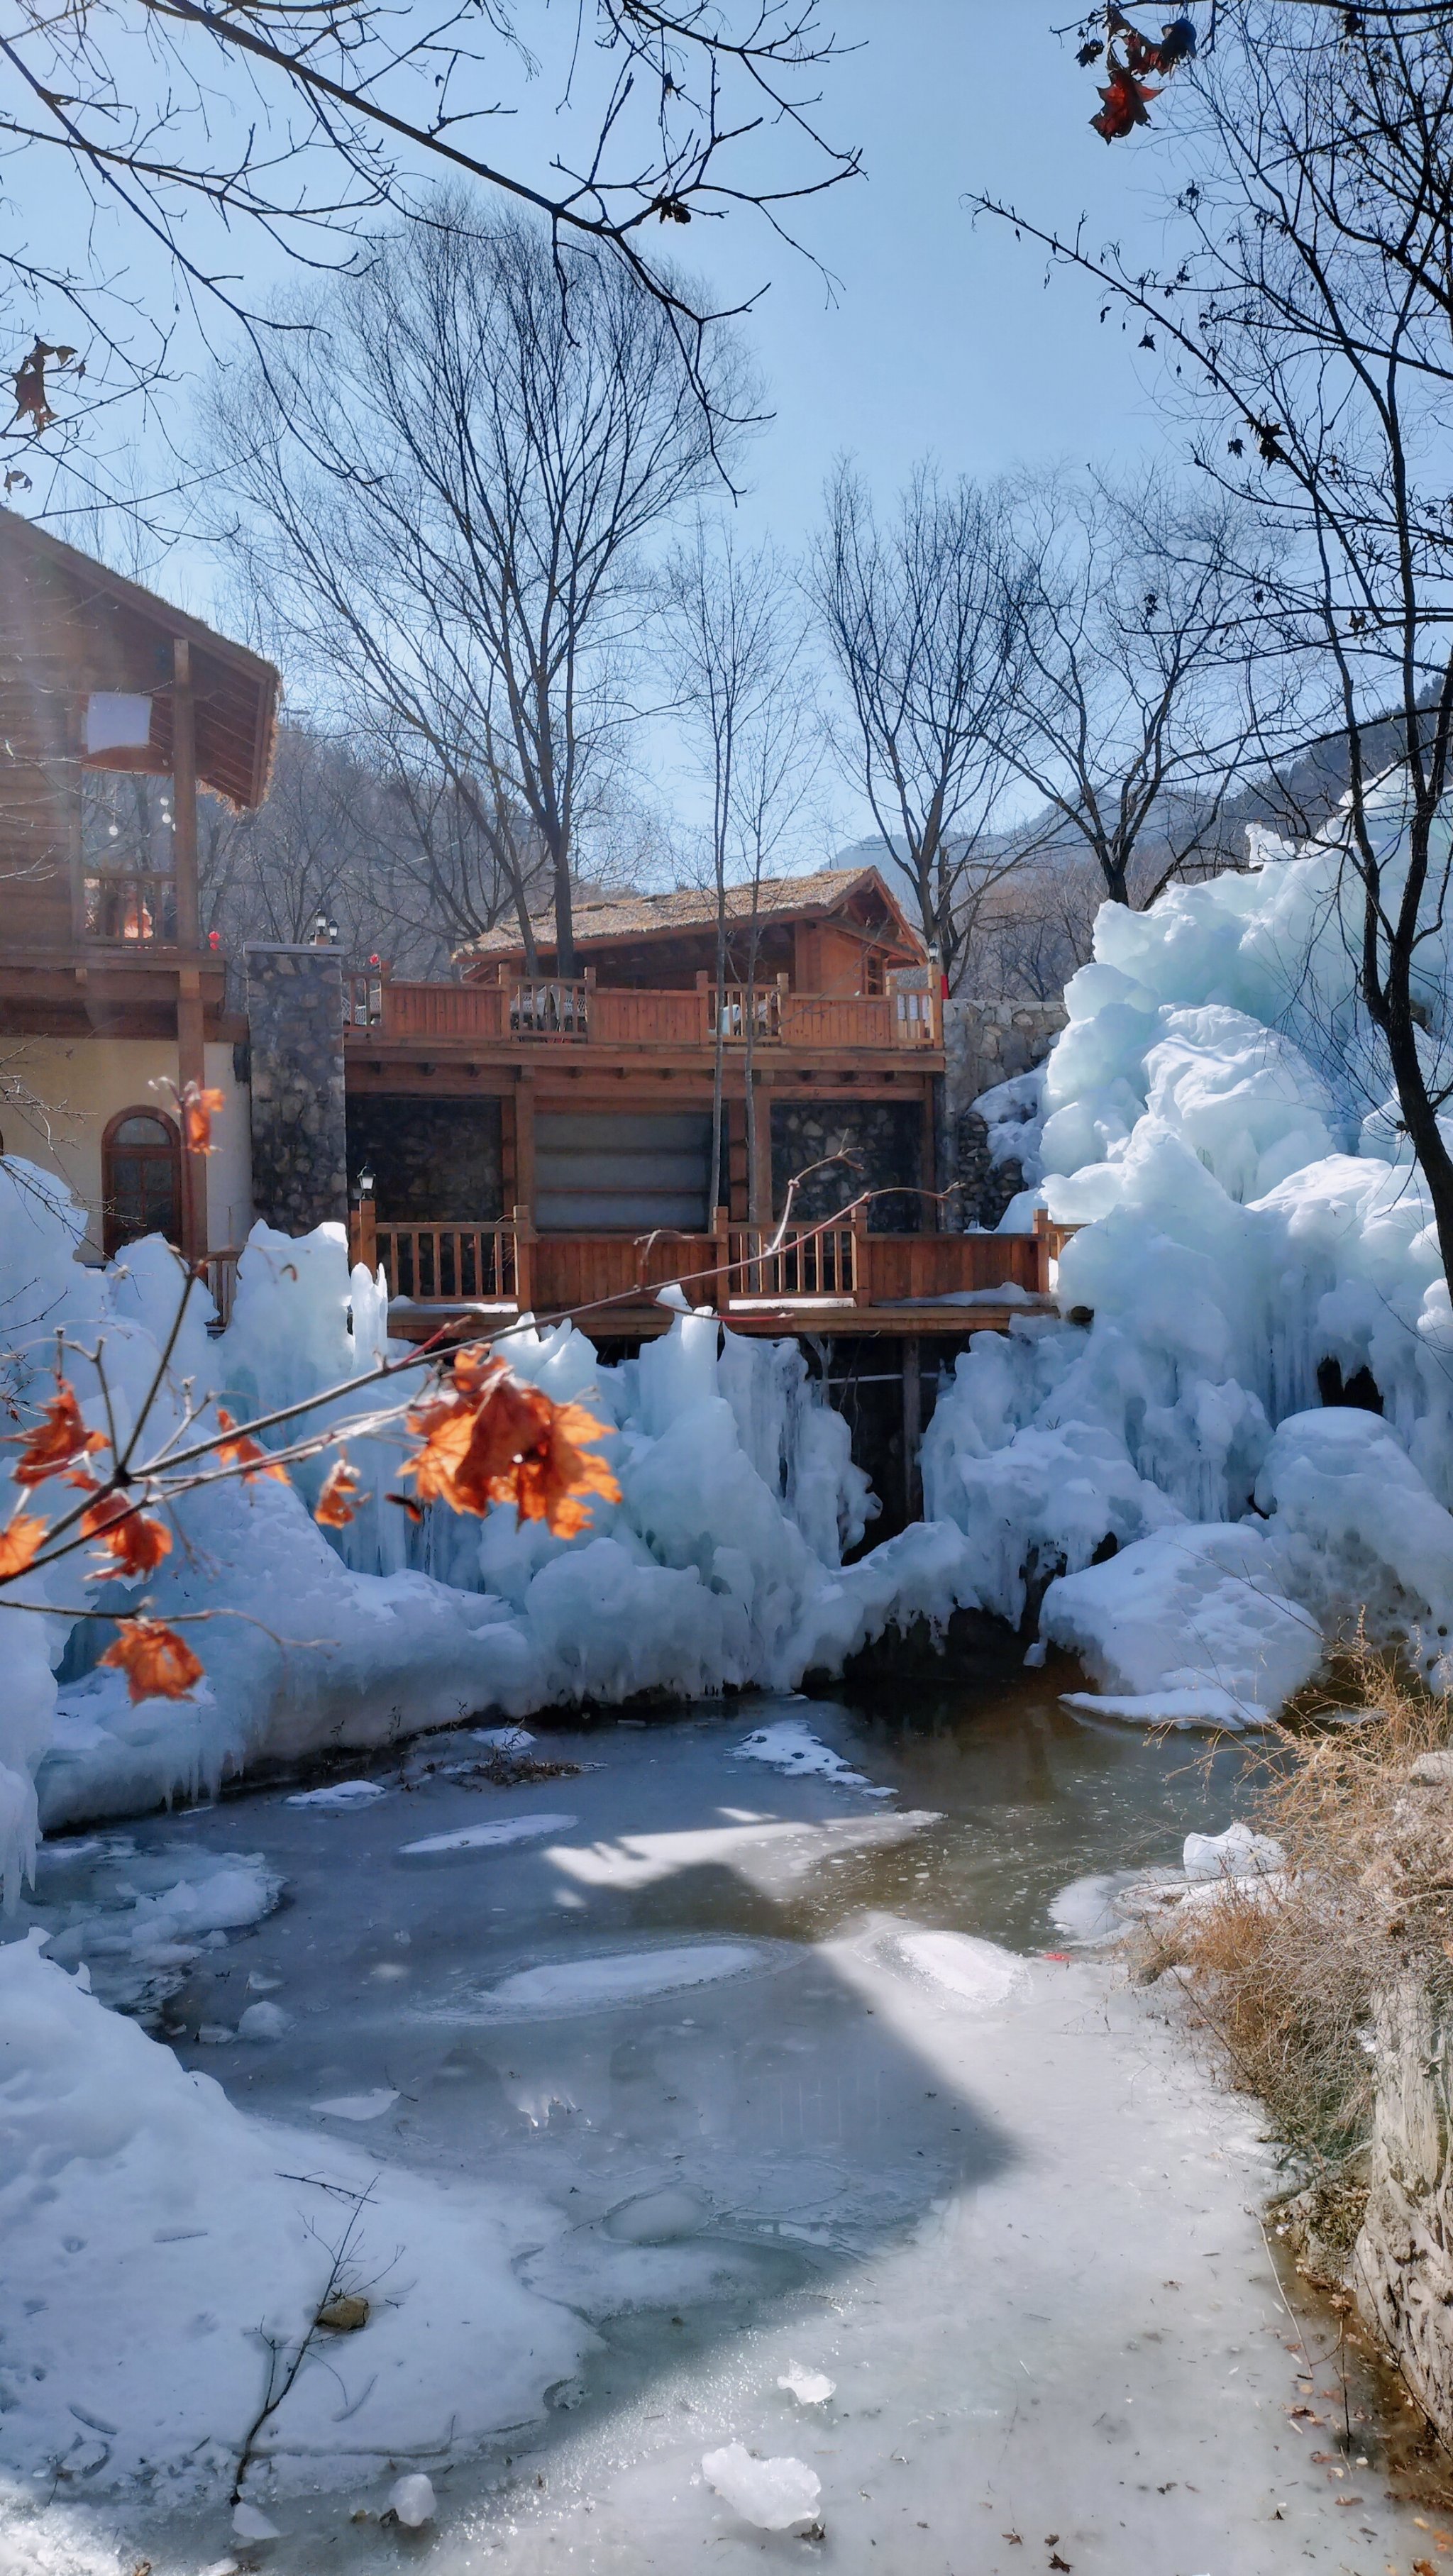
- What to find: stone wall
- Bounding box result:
[770,1098,923,1233]
[346,1096,503,1224]
[243,945,348,1234]
[941,997,1066,1229]
[942,997,1066,1120]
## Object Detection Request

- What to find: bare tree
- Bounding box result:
[0,3,856,491]
[206,204,747,976]
[663,520,819,1220]
[976,5,1453,1287]
[998,468,1291,911]
[808,461,1030,990]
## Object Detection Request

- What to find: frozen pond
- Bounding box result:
[2,1678,1436,2573]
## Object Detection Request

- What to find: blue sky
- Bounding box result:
[681,0,1183,541]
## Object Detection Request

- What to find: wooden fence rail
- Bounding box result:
[344,971,938,1050]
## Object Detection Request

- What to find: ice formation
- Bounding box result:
[701,2442,822,2531]
[922,773,1453,1720]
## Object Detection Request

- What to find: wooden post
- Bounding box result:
[902,1336,922,1520]
[748,1068,773,1228]
[171,639,209,1260]
[712,1203,730,1311]
[353,1196,377,1276]
[850,1200,868,1308]
[513,1203,534,1314]
[514,1073,536,1214]
[1034,1203,1051,1295]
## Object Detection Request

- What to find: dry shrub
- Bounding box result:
[1144,1635,1453,2174]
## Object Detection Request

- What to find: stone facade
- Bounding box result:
[346,1096,503,1224]
[770,1098,923,1233]
[244,945,348,1234]
[941,997,1067,1228]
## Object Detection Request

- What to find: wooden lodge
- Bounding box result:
[0,518,1061,1515]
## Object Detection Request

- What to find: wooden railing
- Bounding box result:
[1034,1208,1081,1266]
[201,1245,243,1327]
[82,872,178,944]
[343,968,937,1051]
[350,1204,518,1304]
[729,1217,862,1303]
[350,1199,1050,1314]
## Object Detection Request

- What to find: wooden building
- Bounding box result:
[0,512,278,1265]
[0,521,1059,1513]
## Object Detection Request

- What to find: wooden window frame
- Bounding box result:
[101,1105,182,1259]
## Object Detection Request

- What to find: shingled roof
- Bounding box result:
[455,865,922,966]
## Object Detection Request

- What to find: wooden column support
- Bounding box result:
[902,1335,922,1521]
[513,1203,534,1314]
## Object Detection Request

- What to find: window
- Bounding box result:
[102,1109,180,1257]
[863,950,886,997]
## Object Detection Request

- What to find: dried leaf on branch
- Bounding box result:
[99,1618,205,1703]
[10,340,77,432]
[398,1349,619,1536]
[178,1082,227,1154]
[9,1383,106,1486]
[1088,9,1195,141]
[314,1457,365,1527]
[0,1508,47,1579]
[214,1409,288,1483]
[79,1491,172,1579]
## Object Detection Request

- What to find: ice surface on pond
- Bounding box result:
[702,2442,822,2530]
[399,1811,578,1856]
[778,2362,835,2404]
[480,1942,758,2015]
[285,1779,388,1809]
[730,1715,893,1793]
[0,1698,1435,2572]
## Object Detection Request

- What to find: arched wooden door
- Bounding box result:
[102,1107,181,1256]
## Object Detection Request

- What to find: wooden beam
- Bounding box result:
[171,638,200,949]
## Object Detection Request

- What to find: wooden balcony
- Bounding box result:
[344,969,939,1057]
[348,1202,1051,1340]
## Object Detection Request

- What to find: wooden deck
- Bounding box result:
[346,1206,1064,1344]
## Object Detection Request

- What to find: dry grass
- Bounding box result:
[1141,1635,1453,2174]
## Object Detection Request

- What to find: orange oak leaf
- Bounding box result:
[100,1618,204,1703]
[179,1081,227,1154]
[0,1506,47,1579]
[81,1491,172,1579]
[315,1456,365,1528]
[214,1408,288,1483]
[10,1382,106,1486]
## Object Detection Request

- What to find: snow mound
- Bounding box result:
[286,1779,388,1809]
[1042,1522,1320,1728]
[480,1942,758,2016]
[399,1813,577,1857]
[701,2442,822,2530]
[729,1717,890,1794]
[885,1929,1031,2011]
[0,1935,583,2498]
[778,2363,835,2405]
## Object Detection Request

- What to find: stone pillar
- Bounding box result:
[244,944,348,1234]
